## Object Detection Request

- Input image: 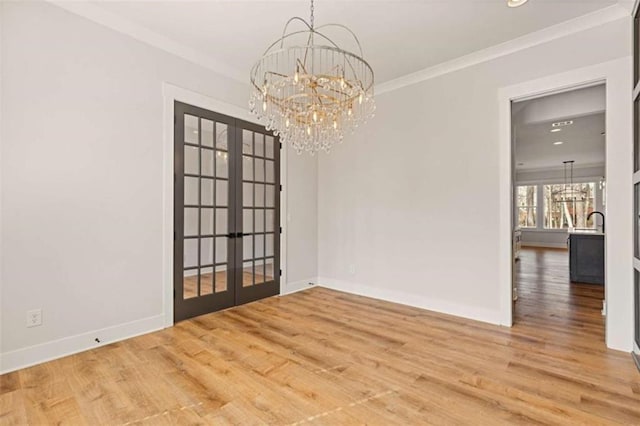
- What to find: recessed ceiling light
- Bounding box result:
[552,120,573,128]
[550,128,561,133]
[192,130,198,134]
[553,141,564,145]
[507,0,528,7]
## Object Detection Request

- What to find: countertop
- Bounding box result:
[568,229,604,236]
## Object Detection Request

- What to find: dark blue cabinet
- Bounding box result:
[569,233,604,285]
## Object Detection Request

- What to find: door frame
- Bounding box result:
[162,82,288,327]
[498,57,633,352]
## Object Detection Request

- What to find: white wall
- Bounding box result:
[283,146,318,292]
[318,18,630,328]
[0,1,317,372]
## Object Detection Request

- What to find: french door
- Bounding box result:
[174,102,280,322]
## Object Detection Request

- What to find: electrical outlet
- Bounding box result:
[26,309,42,328]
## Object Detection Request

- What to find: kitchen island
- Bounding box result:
[568,229,604,285]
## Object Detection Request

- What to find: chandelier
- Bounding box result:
[249,0,375,154]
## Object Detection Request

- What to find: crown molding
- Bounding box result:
[516,162,606,174]
[47,0,245,84]
[375,4,630,95]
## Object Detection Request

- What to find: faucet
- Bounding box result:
[587,211,605,233]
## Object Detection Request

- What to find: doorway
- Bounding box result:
[173,101,281,322]
[510,84,606,340]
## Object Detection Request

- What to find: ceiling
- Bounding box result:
[514,83,606,171]
[87,0,628,84]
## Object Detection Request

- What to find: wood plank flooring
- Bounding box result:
[1,248,639,424]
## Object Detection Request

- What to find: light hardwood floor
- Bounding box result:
[1,248,639,424]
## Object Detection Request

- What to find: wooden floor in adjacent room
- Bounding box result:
[1,248,639,425]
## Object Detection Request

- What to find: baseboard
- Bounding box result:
[0,314,165,374]
[280,278,317,295]
[316,277,503,326]
[522,242,568,249]
[633,352,640,373]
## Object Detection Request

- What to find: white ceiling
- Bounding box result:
[514,83,606,171]
[87,0,628,84]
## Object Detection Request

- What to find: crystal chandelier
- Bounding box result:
[249,0,375,154]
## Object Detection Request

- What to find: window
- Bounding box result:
[516,185,537,228]
[543,183,596,229]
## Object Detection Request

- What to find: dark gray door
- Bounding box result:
[174,102,280,322]
[235,120,281,305]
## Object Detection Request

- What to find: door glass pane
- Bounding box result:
[265,258,274,281]
[636,16,640,87]
[201,149,214,177]
[242,130,253,155]
[201,237,213,265]
[216,151,229,177]
[216,266,228,293]
[216,208,227,235]
[184,177,198,205]
[201,179,213,206]
[242,261,253,287]
[255,209,264,233]
[254,133,264,157]
[183,270,198,299]
[215,237,227,263]
[243,209,253,233]
[266,234,274,257]
[255,159,265,182]
[255,259,265,285]
[185,208,198,236]
[243,157,254,181]
[266,160,275,183]
[216,123,228,151]
[265,136,274,159]
[266,185,275,208]
[201,208,213,235]
[201,119,214,147]
[636,183,639,258]
[635,98,639,173]
[255,234,264,258]
[184,239,198,268]
[200,267,213,295]
[243,182,253,207]
[255,184,265,207]
[184,146,199,174]
[216,180,227,206]
[266,209,275,232]
[243,235,253,260]
[184,115,198,144]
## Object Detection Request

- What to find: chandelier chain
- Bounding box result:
[310,0,314,30]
